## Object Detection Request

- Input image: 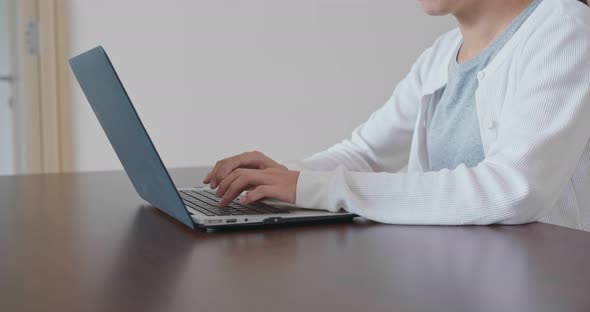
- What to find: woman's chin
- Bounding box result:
[418,0,453,16]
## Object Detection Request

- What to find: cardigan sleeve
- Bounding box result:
[293,13,590,225]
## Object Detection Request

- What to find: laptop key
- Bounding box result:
[244,205,273,214]
[194,208,215,217]
[183,196,221,212]
[181,195,234,217]
[182,200,215,216]
[182,190,289,214]
[229,206,259,215]
[228,203,256,211]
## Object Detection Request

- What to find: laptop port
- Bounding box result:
[226,219,237,223]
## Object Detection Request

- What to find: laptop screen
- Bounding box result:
[69,46,194,229]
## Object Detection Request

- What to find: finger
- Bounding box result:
[218,171,269,207]
[240,185,276,205]
[211,156,245,188]
[210,164,228,188]
[203,169,214,184]
[215,169,243,198]
[217,176,250,207]
[212,152,269,186]
[205,160,223,187]
[243,185,292,205]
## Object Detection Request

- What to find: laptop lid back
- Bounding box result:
[69,46,194,229]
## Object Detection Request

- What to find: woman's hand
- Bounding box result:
[213,168,299,207]
[203,151,287,189]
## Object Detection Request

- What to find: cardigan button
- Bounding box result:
[477,71,485,81]
[486,119,496,129]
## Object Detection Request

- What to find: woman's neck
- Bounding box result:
[454,0,533,63]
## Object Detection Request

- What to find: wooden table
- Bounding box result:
[1,167,590,312]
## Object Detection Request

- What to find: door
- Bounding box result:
[0,0,15,175]
[1,0,43,175]
[0,0,70,175]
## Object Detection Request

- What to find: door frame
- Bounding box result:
[12,0,71,174]
[38,0,72,173]
[11,0,43,174]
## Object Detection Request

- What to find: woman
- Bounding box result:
[204,0,590,230]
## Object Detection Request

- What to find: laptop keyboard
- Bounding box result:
[179,189,289,217]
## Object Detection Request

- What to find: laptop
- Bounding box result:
[69,46,355,230]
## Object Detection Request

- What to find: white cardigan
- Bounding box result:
[287,0,590,230]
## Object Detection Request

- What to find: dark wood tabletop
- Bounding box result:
[1,167,590,312]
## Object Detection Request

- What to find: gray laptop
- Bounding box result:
[69,46,354,229]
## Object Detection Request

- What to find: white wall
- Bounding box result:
[68,0,454,172]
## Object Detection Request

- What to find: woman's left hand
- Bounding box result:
[213,168,300,207]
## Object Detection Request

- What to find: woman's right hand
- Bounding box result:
[203,151,287,189]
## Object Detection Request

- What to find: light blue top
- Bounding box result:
[427,0,542,171]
